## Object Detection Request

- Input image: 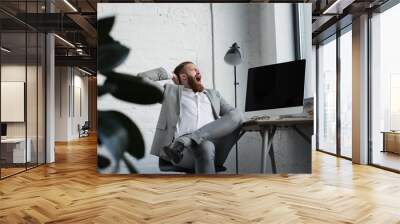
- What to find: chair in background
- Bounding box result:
[78,121,90,138]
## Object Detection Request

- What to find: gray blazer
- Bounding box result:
[150,84,235,158]
[137,68,236,158]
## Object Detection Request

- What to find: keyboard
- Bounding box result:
[249,115,271,121]
[249,114,310,121]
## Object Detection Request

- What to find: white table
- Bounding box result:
[1,138,32,163]
[241,117,313,173]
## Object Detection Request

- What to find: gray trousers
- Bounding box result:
[175,110,243,174]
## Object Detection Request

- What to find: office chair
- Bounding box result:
[78,121,90,138]
[158,158,227,174]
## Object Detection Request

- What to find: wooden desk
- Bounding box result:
[241,117,313,173]
[382,131,400,154]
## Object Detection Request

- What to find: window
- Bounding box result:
[370,3,400,171]
[317,23,354,159]
[339,28,352,158]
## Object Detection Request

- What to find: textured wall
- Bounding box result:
[54,67,89,141]
[98,3,213,173]
[55,67,68,141]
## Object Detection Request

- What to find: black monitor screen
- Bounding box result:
[1,123,7,136]
[245,59,306,112]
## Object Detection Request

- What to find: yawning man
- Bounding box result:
[140,62,243,174]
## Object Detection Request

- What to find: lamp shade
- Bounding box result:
[224,42,242,66]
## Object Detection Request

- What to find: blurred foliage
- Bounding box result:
[97,16,163,173]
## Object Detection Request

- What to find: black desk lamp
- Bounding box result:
[224,42,242,108]
[224,42,242,174]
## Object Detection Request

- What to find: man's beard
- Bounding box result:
[187,75,204,92]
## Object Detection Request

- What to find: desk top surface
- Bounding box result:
[1,138,27,143]
[243,117,313,130]
[381,131,400,134]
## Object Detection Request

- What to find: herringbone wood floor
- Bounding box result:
[1,135,400,224]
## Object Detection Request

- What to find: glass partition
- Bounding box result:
[26,0,40,170]
[38,32,45,165]
[339,28,352,158]
[1,31,28,177]
[27,31,38,169]
[0,1,46,179]
[317,36,337,154]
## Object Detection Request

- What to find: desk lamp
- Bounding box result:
[224,42,242,174]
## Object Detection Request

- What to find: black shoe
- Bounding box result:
[162,142,184,164]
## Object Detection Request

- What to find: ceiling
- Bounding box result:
[0,0,392,70]
[311,0,390,43]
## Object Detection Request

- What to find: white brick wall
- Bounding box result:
[98,3,313,173]
[98,3,213,173]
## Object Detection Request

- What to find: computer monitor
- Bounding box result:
[245,59,306,118]
[1,123,7,137]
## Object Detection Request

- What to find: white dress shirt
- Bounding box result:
[175,87,215,138]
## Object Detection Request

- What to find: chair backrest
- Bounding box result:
[82,121,90,129]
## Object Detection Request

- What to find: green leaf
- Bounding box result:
[98,110,145,160]
[98,16,115,40]
[122,155,138,173]
[104,72,163,104]
[98,84,107,96]
[97,155,111,169]
[98,41,130,73]
[98,34,115,46]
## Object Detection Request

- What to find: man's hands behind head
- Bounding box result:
[172,72,180,85]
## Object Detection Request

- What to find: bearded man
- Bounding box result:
[140,61,243,174]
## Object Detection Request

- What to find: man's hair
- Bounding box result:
[173,61,193,83]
